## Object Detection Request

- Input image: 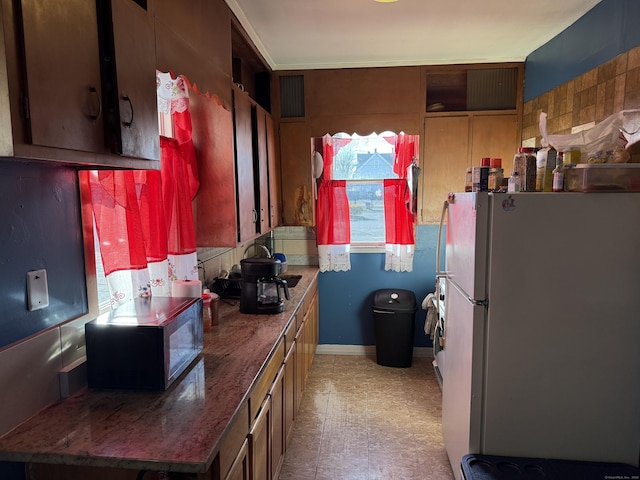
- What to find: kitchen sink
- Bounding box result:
[280,274,302,288]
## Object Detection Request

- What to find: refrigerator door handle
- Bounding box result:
[449,278,488,308]
[436,200,449,276]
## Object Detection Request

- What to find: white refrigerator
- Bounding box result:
[437,192,640,480]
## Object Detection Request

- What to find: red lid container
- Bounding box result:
[518,147,536,154]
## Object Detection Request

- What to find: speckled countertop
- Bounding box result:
[0,266,319,474]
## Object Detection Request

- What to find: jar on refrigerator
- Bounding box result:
[513,147,537,192]
[488,158,504,192]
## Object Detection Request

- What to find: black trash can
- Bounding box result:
[372,289,417,368]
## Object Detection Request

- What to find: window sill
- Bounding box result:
[350,244,385,254]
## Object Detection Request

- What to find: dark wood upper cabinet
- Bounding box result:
[97,0,159,161]
[233,84,258,243]
[265,114,279,229]
[19,0,105,153]
[0,0,159,167]
[254,105,270,234]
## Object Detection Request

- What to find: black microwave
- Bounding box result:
[85,296,203,390]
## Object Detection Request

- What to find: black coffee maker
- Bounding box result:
[240,258,290,314]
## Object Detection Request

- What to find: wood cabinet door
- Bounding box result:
[269,366,285,480]
[294,324,305,412]
[302,293,318,382]
[234,86,258,243]
[283,342,296,444]
[19,0,105,153]
[225,439,250,480]
[191,90,238,247]
[302,306,311,384]
[266,114,280,229]
[255,106,270,234]
[470,114,519,174]
[108,0,159,161]
[419,114,520,224]
[420,116,470,224]
[279,122,314,226]
[308,291,319,361]
[249,396,271,480]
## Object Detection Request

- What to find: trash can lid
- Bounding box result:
[373,289,417,312]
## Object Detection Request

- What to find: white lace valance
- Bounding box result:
[318,244,351,272]
[156,71,189,115]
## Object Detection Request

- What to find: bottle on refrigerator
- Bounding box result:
[552,154,564,192]
[472,158,490,192]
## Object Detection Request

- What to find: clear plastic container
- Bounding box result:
[564,164,640,192]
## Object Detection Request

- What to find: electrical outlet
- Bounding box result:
[27,269,49,311]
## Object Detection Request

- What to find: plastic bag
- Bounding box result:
[539,110,640,163]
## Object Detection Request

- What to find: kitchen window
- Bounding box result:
[316,131,419,272]
[331,132,398,247]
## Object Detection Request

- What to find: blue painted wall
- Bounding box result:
[318,225,442,348]
[0,160,87,349]
[525,0,640,101]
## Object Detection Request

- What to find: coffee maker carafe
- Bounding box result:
[240,258,290,314]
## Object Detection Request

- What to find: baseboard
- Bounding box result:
[316,344,433,358]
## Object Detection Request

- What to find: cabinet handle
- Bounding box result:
[253,210,258,223]
[88,86,102,122]
[121,93,134,127]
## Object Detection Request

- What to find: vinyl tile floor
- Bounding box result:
[277,354,454,480]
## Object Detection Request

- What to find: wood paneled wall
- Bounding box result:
[276,66,426,138]
[522,45,640,143]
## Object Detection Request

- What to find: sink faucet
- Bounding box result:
[243,243,272,259]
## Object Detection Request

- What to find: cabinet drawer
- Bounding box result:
[219,402,249,480]
[249,338,284,421]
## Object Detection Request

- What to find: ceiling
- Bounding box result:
[226,0,601,71]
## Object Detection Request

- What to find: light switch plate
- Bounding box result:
[27,269,49,311]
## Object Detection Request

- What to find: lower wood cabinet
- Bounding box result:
[283,341,296,445]
[218,402,250,480]
[294,319,306,413]
[269,366,285,480]
[248,396,271,480]
[225,439,249,480]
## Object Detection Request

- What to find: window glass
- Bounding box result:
[331,132,398,245]
[93,220,112,312]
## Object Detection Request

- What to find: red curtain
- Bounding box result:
[316,180,350,245]
[383,179,415,246]
[84,74,199,283]
[321,133,352,180]
[160,136,199,256]
[394,132,419,178]
[85,170,153,276]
